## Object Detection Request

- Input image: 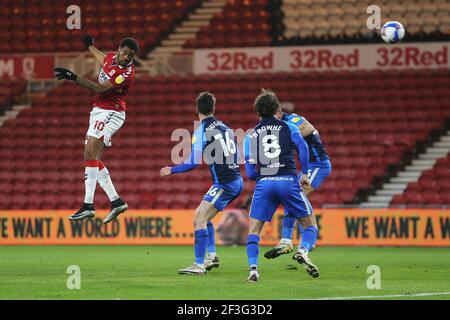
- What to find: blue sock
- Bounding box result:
[246,234,260,267]
[282,215,296,239]
[194,229,208,265]
[300,226,318,252]
[206,221,216,254]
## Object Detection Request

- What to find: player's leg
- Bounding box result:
[90,110,127,224]
[263,210,294,259]
[296,160,332,241]
[178,200,219,275]
[298,214,318,253]
[265,175,308,259]
[246,217,265,282]
[203,186,223,271]
[246,179,279,282]
[69,136,104,220]
[96,157,119,201]
[98,160,128,224]
[294,213,319,278]
[206,221,217,265]
[281,177,320,278]
[271,174,312,254]
[203,178,243,271]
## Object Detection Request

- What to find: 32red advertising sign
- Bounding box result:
[194,42,450,74]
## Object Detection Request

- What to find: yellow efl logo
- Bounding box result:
[192,136,197,144]
[115,75,125,84]
[292,117,300,123]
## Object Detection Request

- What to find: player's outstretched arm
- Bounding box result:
[76,76,113,93]
[169,149,202,175]
[164,127,205,176]
[54,68,113,93]
[83,35,106,65]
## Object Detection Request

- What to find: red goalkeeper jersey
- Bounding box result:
[92,52,135,112]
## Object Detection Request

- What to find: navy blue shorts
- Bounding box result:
[203,177,243,211]
[249,175,313,222]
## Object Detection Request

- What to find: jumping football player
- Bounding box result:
[244,90,319,282]
[160,92,243,275]
[54,35,139,224]
[264,104,332,259]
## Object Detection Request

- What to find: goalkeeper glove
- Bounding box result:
[54,68,78,81]
[83,35,94,49]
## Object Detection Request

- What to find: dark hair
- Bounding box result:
[196,91,216,115]
[120,38,139,53]
[254,89,280,118]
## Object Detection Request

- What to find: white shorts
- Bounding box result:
[85,107,125,147]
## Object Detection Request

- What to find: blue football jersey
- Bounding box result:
[282,113,330,162]
[244,116,309,180]
[191,116,241,184]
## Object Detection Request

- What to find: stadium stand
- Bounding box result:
[0,87,12,114]
[277,0,450,45]
[0,0,201,56]
[1,0,449,210]
[0,79,27,115]
[0,69,449,210]
[391,154,450,206]
[181,0,450,50]
[184,0,272,48]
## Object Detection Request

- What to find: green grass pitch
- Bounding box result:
[0,246,449,300]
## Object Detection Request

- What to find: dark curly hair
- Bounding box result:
[254,89,280,118]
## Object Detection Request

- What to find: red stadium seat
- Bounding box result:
[2,69,449,209]
[1,0,202,56]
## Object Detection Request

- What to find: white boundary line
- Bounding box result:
[301,291,450,300]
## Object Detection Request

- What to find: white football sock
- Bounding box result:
[298,247,309,256]
[84,160,99,204]
[97,164,119,202]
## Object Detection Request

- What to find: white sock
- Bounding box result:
[298,246,308,255]
[280,238,292,244]
[97,164,119,202]
[207,252,216,258]
[84,160,99,204]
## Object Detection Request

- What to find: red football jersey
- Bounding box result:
[92,52,135,112]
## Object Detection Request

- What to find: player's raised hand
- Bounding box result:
[54,68,78,81]
[160,166,172,177]
[83,35,94,49]
[299,173,311,191]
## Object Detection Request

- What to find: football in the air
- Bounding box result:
[381,21,405,43]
